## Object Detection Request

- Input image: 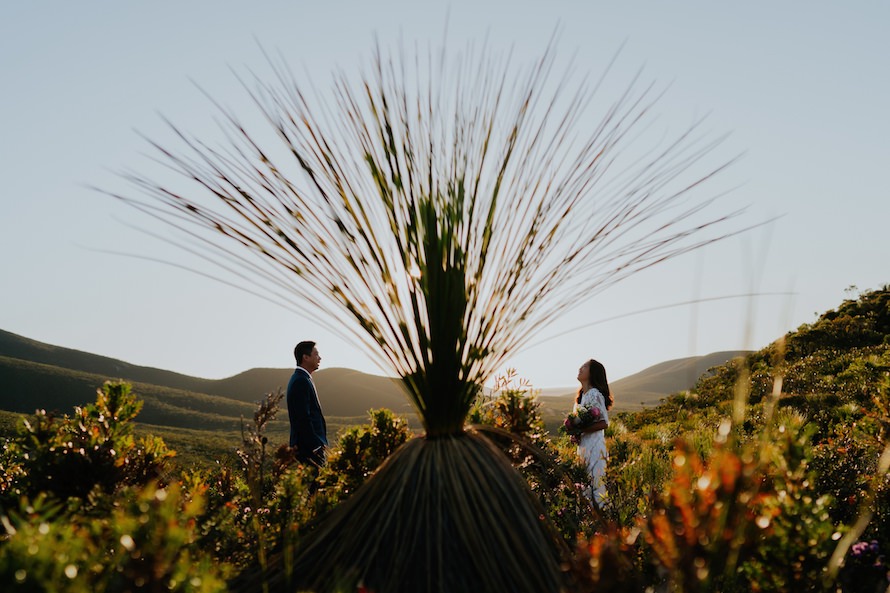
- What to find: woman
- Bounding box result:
[575,359,612,507]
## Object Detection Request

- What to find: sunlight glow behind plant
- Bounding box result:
[116,41,743,435]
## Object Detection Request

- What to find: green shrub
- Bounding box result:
[0,381,173,508]
[470,372,595,541]
[731,419,839,593]
[607,438,671,525]
[235,389,285,510]
[189,405,412,577]
[184,465,258,571]
[321,408,414,500]
[470,372,546,438]
[0,483,227,593]
[811,426,880,526]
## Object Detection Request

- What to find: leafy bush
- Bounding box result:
[470,372,547,438]
[573,416,845,593]
[606,435,671,525]
[195,405,413,580]
[2,286,888,592]
[236,388,285,509]
[470,372,595,542]
[0,483,227,593]
[0,381,173,508]
[320,408,413,500]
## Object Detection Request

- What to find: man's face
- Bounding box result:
[303,347,321,373]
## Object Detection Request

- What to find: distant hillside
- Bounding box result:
[312,368,413,416]
[0,329,412,416]
[0,329,220,394]
[612,350,751,403]
[0,354,281,432]
[536,350,749,412]
[625,285,890,429]
[0,327,746,436]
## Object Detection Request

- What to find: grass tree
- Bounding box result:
[116,41,743,593]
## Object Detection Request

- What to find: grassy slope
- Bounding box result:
[0,329,411,412]
[535,351,748,432]
[622,285,890,432]
[0,329,746,415]
[0,357,402,471]
[0,326,753,462]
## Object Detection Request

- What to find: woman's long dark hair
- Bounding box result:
[576,359,613,409]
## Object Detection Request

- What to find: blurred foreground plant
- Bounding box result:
[0,482,227,593]
[573,417,842,593]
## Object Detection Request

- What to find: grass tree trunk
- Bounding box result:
[288,432,566,592]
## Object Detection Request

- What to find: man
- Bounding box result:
[286,341,328,465]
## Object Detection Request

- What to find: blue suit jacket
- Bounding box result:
[286,368,328,462]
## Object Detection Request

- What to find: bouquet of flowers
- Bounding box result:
[563,405,601,444]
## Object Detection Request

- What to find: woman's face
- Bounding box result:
[577,361,590,384]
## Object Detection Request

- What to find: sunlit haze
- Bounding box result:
[2,2,888,390]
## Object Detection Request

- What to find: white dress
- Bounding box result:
[575,387,609,506]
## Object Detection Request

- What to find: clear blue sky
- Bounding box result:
[2,2,888,390]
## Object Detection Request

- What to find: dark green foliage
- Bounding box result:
[574,286,890,592]
[0,483,228,593]
[0,381,174,507]
[320,408,413,499]
[788,288,890,357]
[812,426,880,525]
[0,383,226,593]
[2,287,888,592]
[470,373,597,542]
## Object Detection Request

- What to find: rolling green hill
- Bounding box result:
[0,326,752,445]
[0,329,411,412]
[624,285,890,431]
[0,329,221,395]
[0,355,260,430]
[534,350,748,429]
[0,354,402,465]
[0,328,745,427]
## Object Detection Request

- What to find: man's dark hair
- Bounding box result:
[295,341,316,366]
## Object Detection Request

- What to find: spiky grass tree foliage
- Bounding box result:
[118,42,740,592]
